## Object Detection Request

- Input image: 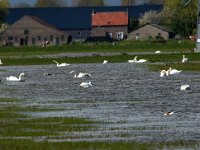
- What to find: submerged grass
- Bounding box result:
[0,98,200,149]
[0,140,199,150]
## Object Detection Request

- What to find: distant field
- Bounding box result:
[0,40,195,56]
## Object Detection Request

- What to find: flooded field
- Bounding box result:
[0,63,200,143]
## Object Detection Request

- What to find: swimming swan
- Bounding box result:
[160,70,169,77]
[180,84,190,91]
[74,72,91,78]
[168,67,182,75]
[6,73,25,81]
[182,55,188,63]
[80,81,92,88]
[53,60,70,67]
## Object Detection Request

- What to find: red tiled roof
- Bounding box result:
[92,11,128,27]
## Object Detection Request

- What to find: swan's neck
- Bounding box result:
[19,74,24,80]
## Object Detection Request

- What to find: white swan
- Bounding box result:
[180,84,190,91]
[6,73,25,81]
[128,56,137,63]
[44,73,52,76]
[53,60,70,67]
[164,112,174,116]
[103,60,108,64]
[0,59,2,65]
[160,70,169,77]
[74,72,91,78]
[134,56,148,63]
[80,81,92,88]
[155,50,161,54]
[182,55,188,63]
[168,67,182,75]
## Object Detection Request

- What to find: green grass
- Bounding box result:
[0,40,195,56]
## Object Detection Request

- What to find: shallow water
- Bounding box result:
[0,63,200,142]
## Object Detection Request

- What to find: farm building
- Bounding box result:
[128,23,174,40]
[91,11,128,41]
[2,5,163,42]
[1,15,69,46]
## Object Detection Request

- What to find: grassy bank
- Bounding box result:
[0,40,195,56]
[1,52,200,66]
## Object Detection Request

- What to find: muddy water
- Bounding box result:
[0,63,200,142]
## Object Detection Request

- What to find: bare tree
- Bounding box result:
[73,0,106,7]
[34,0,67,7]
[139,10,163,25]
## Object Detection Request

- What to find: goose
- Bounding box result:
[164,111,174,116]
[80,81,92,88]
[182,55,188,63]
[155,50,161,54]
[103,60,108,64]
[168,67,182,75]
[180,84,190,91]
[6,73,25,81]
[53,60,70,67]
[74,72,91,78]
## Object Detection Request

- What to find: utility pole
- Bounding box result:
[196,0,200,52]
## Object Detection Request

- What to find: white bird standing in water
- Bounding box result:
[6,73,25,81]
[103,60,108,64]
[53,60,70,67]
[182,55,188,63]
[80,81,92,88]
[133,56,148,63]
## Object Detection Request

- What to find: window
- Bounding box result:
[15,36,18,42]
[61,35,64,41]
[50,35,54,42]
[24,30,29,35]
[8,36,14,41]
[38,36,41,41]
[78,32,82,36]
[117,32,124,40]
[32,38,35,45]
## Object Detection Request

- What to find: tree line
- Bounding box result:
[0,0,197,38]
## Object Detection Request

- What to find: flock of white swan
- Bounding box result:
[1,54,191,116]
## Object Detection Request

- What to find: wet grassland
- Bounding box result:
[1,40,200,149]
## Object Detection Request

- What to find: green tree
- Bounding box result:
[121,0,136,6]
[34,0,67,7]
[0,0,9,25]
[162,0,197,37]
[73,0,105,7]
[128,17,139,32]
